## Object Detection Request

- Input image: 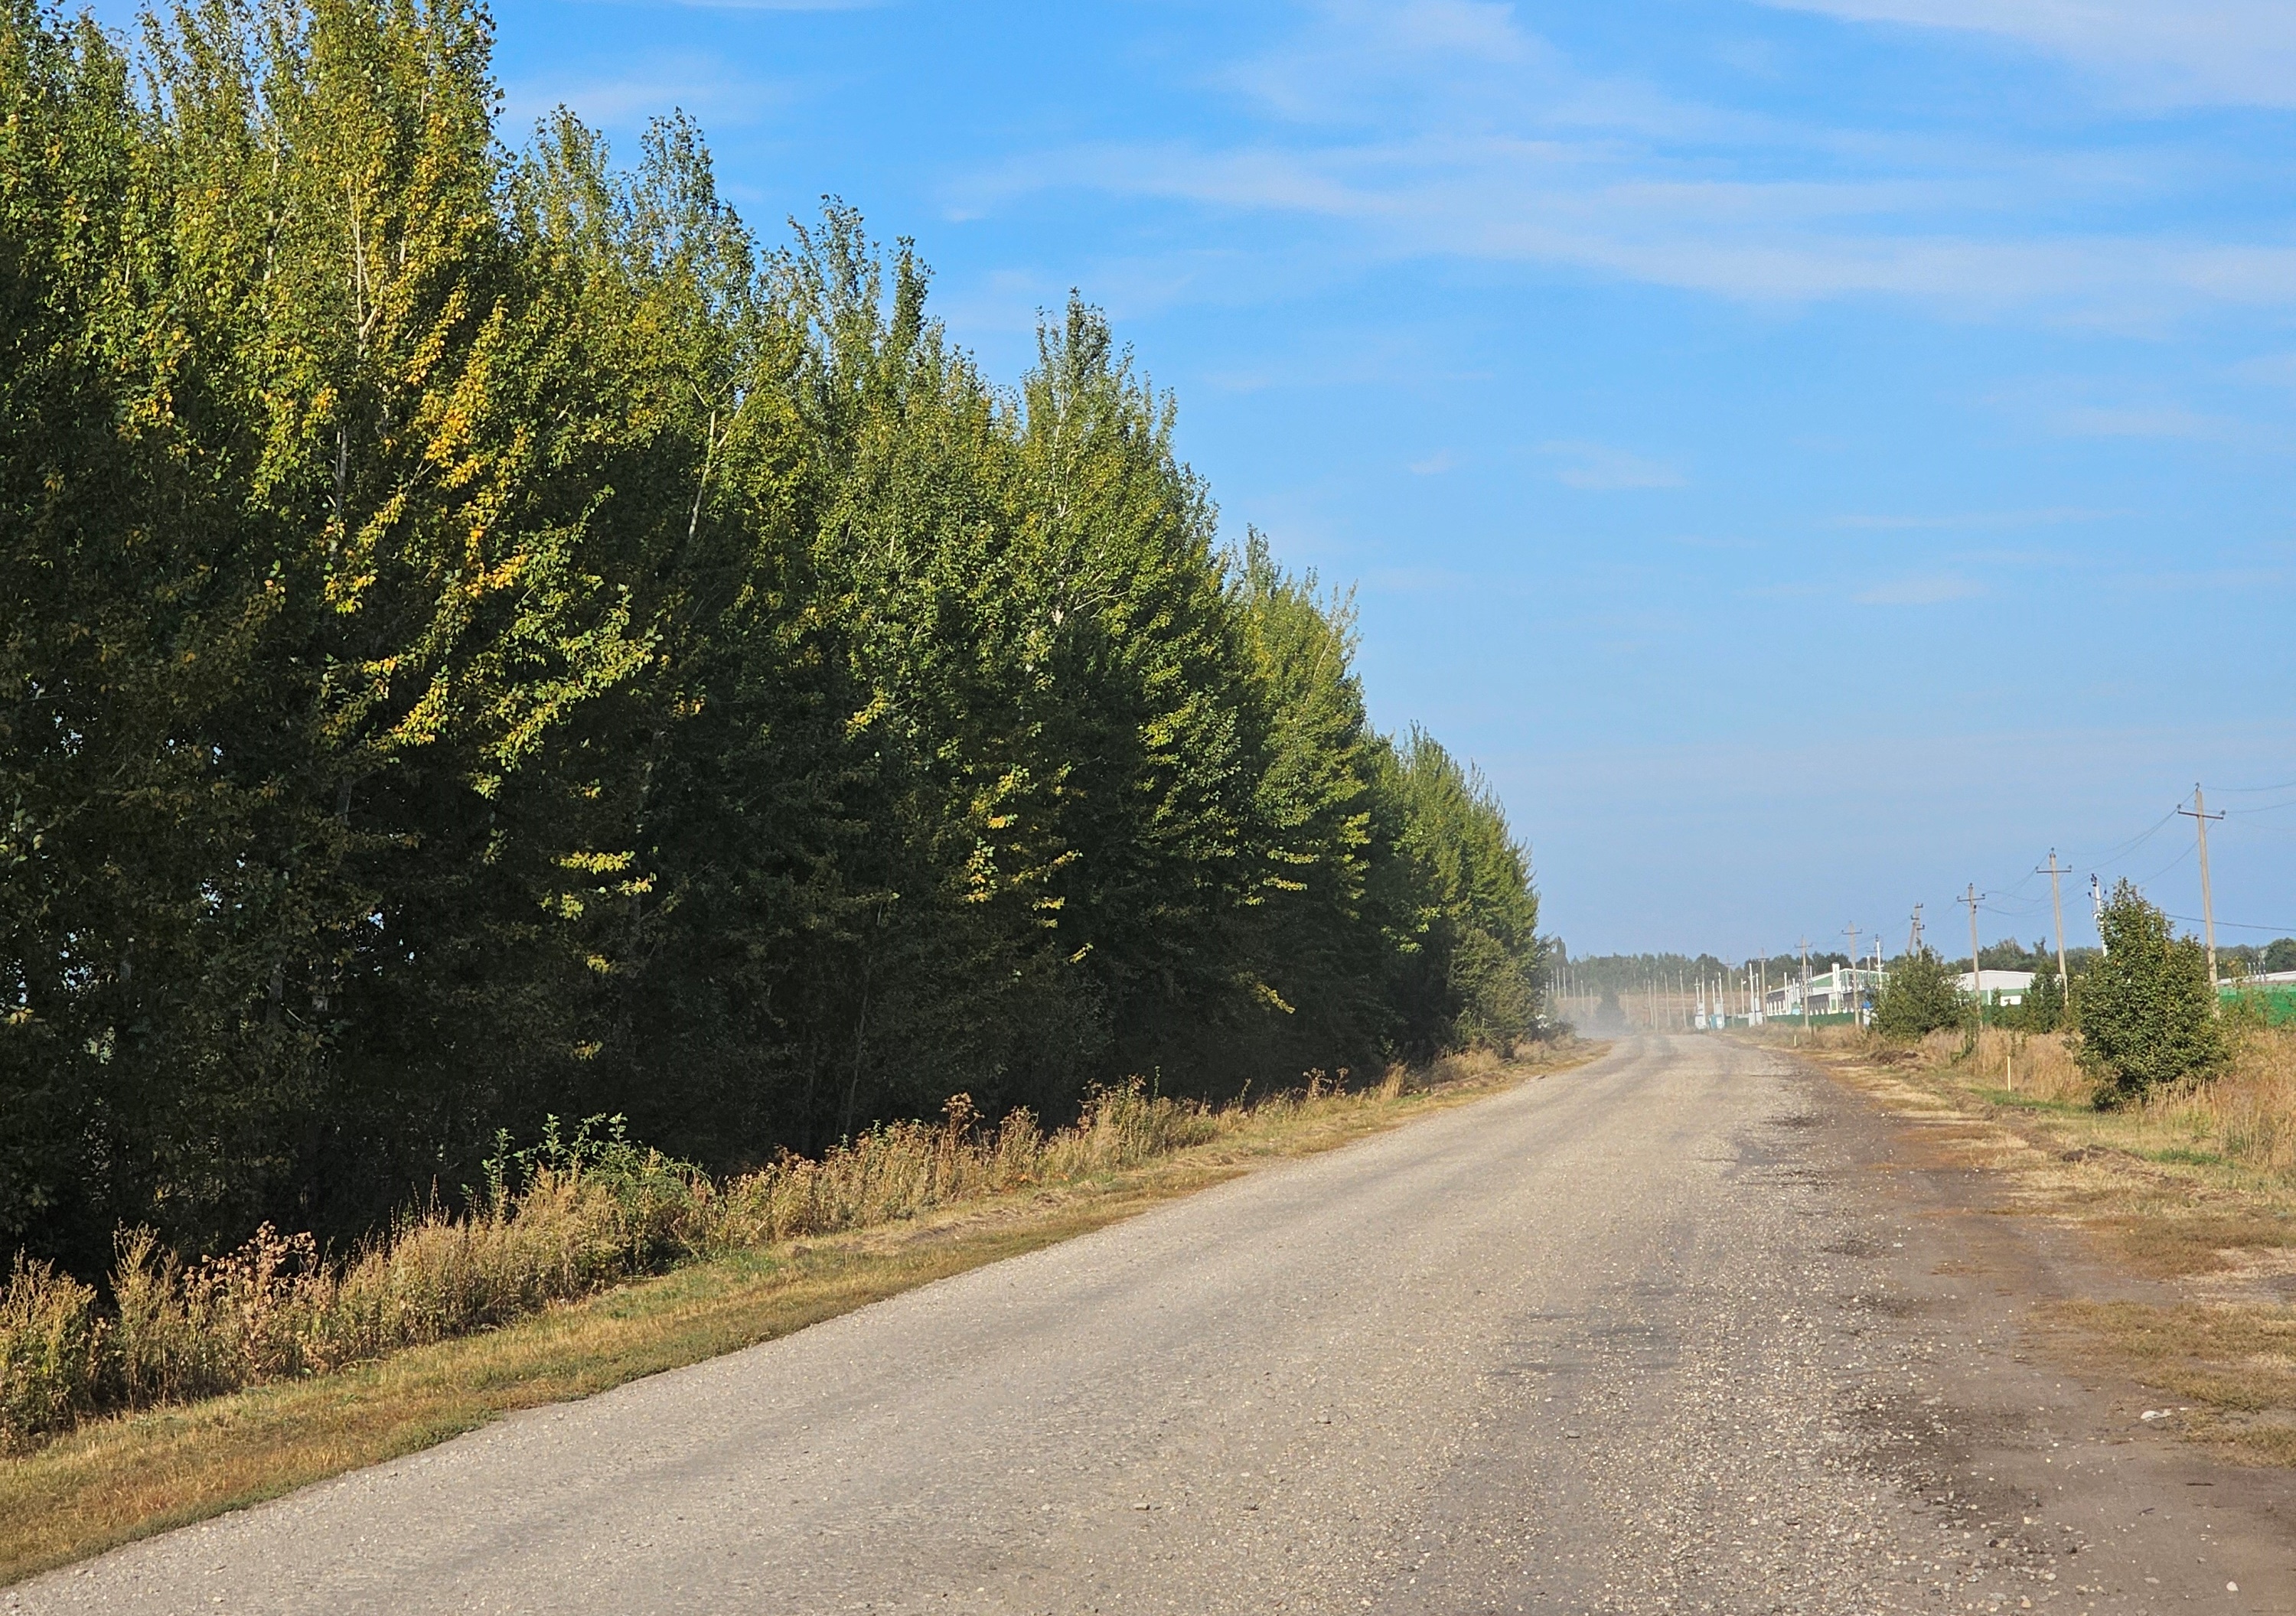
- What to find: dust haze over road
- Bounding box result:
[16,1037,2292,1614]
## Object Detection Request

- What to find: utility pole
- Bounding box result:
[1907,903,1923,956]
[1799,937,1812,1039]
[1962,884,1986,1028]
[2039,850,2072,993]
[1842,923,1861,1020]
[2179,784,2225,1003]
[2090,873,2106,953]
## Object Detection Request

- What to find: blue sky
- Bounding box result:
[507,0,2296,961]
[177,0,2296,956]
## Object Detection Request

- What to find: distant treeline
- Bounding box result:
[1976,938,2096,975]
[2223,939,2296,976]
[0,0,1540,1276]
[1910,934,2285,977]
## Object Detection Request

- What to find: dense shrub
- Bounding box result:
[2079,881,2225,1106]
[1874,946,1967,1041]
[2013,969,2069,1034]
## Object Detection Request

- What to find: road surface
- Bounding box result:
[15,1035,2294,1613]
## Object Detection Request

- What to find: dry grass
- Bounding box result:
[0,1082,1226,1455]
[0,1041,1596,1586]
[1771,1023,2296,1465]
[2045,1298,2296,1465]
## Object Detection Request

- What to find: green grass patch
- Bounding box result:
[1968,1085,2092,1115]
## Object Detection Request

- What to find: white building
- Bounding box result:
[1955,969,2033,1006]
[1763,964,1887,1020]
[1740,962,2040,1026]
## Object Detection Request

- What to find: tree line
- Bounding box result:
[0,0,1541,1279]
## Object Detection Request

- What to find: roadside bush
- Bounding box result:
[1874,946,1967,1041]
[2006,969,2068,1034]
[2079,881,2225,1106]
[0,1259,102,1452]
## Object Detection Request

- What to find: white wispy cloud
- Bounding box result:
[2229,352,2296,388]
[1218,0,1546,122]
[1756,0,2296,108]
[948,135,2296,326]
[1538,440,1684,490]
[941,3,2296,326]
[501,56,789,132]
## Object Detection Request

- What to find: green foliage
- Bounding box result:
[1872,946,1967,1041]
[2079,881,2225,1105]
[2004,968,2068,1034]
[1978,938,2052,973]
[0,0,1541,1279]
[1376,730,1542,1056]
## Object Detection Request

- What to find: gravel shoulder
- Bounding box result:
[12,1034,2292,1614]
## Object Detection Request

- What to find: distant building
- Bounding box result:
[1738,962,2037,1026]
[1763,964,1887,1020]
[1955,969,2033,1006]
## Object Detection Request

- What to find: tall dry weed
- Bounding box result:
[1901,1021,2296,1176]
[0,1259,102,1451]
[2141,1025,2296,1173]
[1939,1028,2093,1103]
[0,1060,1473,1453]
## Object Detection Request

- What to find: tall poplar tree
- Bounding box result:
[2,0,1546,1274]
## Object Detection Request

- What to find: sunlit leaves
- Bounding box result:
[2,0,1541,1276]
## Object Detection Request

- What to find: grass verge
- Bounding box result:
[1756,1025,2296,1466]
[0,1041,1597,1585]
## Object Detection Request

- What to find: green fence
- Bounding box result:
[2225,984,2296,1027]
[1717,1011,1861,1029]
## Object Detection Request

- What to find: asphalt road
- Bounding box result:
[16,1035,2295,1614]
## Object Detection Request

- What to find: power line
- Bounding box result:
[1978,896,2049,919]
[2215,778,2296,795]
[2082,806,2183,868]
[2128,839,2196,888]
[2164,914,2296,935]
